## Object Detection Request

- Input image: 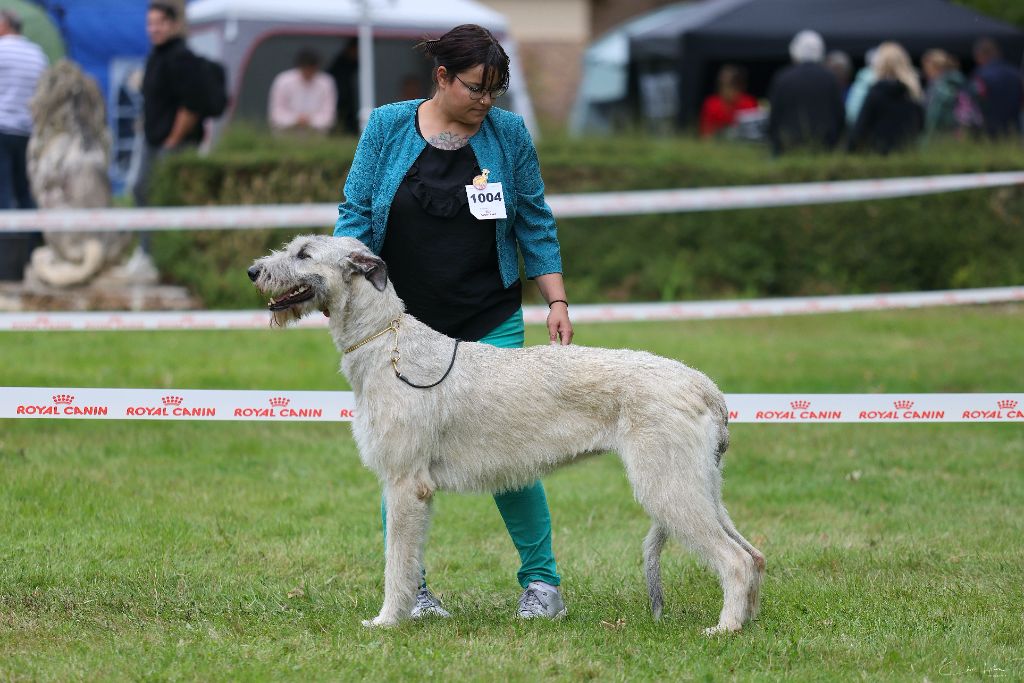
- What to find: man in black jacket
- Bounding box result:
[132,1,204,207]
[970,37,1023,139]
[767,30,846,155]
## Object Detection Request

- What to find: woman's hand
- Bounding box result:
[547,301,573,345]
[535,273,572,345]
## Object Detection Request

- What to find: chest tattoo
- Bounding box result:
[426,130,470,150]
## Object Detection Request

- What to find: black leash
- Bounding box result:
[395,339,461,389]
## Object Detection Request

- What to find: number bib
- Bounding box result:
[464,182,507,220]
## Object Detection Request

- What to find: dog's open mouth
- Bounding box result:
[267,284,315,311]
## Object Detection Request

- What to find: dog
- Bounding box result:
[248,235,765,632]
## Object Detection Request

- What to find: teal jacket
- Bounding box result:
[333,100,561,287]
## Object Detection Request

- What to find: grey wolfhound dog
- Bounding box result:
[248,235,765,632]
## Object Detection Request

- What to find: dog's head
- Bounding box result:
[247,235,388,327]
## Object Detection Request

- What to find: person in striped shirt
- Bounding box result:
[0,9,48,209]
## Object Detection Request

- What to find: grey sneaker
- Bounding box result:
[411,587,451,619]
[517,581,567,619]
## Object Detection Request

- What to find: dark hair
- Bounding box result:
[148,2,178,21]
[973,37,1001,62]
[717,64,748,93]
[416,24,510,93]
[0,9,23,33]
[295,48,322,69]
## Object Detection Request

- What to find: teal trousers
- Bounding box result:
[382,308,561,588]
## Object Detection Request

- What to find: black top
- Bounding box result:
[972,60,1024,138]
[767,62,846,155]
[141,37,205,147]
[848,80,923,155]
[381,106,521,341]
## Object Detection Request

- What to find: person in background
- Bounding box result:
[328,39,359,135]
[921,49,965,138]
[0,8,47,210]
[847,42,923,155]
[334,23,572,621]
[133,1,204,207]
[699,64,758,138]
[845,47,878,127]
[400,74,426,101]
[269,49,337,135]
[767,29,845,155]
[824,50,853,98]
[968,37,1023,138]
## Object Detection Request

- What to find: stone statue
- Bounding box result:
[26,60,136,287]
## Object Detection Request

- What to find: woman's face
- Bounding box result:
[437,63,497,124]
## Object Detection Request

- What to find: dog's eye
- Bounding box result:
[297,250,310,260]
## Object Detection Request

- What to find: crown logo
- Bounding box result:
[997,399,1018,410]
[790,400,810,410]
[894,400,914,410]
[161,395,183,406]
[52,393,74,405]
[269,397,290,407]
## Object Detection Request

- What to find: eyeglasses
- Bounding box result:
[454,74,507,101]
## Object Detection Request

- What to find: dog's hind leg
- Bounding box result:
[717,503,765,621]
[363,478,433,628]
[670,505,757,635]
[634,472,757,634]
[644,523,669,620]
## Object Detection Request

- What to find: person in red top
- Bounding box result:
[699,65,758,137]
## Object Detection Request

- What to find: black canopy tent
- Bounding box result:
[627,0,1024,128]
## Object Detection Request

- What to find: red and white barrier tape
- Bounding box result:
[2,286,1021,332]
[2,172,1022,233]
[548,171,1024,218]
[2,388,1021,423]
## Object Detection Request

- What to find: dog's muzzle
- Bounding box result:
[247,265,317,311]
[266,284,315,311]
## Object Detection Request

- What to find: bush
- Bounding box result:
[149,128,1024,307]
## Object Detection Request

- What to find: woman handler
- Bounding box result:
[333,24,572,619]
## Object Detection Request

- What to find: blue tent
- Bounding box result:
[37,0,150,99]
[34,0,151,191]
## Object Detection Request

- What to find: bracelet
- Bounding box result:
[547,299,569,309]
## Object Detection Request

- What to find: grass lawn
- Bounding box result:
[1,305,1022,681]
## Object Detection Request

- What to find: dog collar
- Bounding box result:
[343,317,401,354]
[342,314,461,390]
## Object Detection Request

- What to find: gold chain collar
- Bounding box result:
[343,315,402,373]
[341,314,461,389]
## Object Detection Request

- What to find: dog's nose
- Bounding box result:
[247,266,260,282]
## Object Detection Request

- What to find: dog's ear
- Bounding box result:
[343,251,388,292]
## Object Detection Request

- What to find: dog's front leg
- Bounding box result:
[362,479,433,628]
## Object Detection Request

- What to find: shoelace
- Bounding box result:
[519,588,544,613]
[416,590,438,610]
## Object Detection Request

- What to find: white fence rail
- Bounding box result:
[2,172,1022,233]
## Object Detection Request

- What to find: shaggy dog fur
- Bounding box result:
[249,235,765,632]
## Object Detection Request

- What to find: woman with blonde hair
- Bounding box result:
[848,41,924,154]
[921,49,966,136]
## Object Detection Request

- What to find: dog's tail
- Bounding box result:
[709,390,730,469]
[644,522,669,620]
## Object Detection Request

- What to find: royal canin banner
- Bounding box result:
[725,394,1024,423]
[0,388,354,422]
[1,389,1021,423]
[2,287,1022,332]
[1,172,1022,233]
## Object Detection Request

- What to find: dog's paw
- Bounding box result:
[361,615,400,629]
[703,623,742,637]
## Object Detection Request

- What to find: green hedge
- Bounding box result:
[955,0,1024,27]
[149,129,1024,307]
